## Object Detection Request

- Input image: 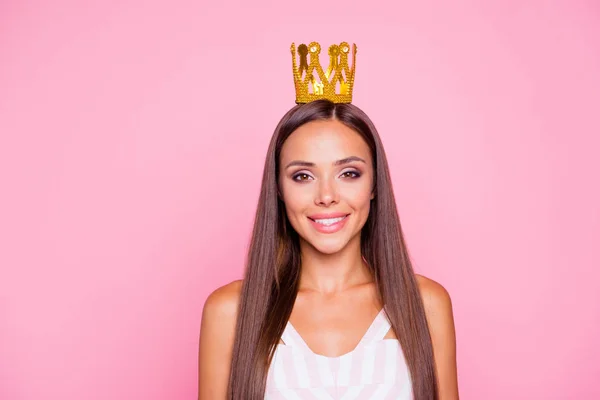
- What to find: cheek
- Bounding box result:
[342,181,373,207]
[283,198,308,235]
[281,180,312,204]
[281,183,309,216]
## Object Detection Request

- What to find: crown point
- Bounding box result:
[298,44,308,56]
[308,42,321,54]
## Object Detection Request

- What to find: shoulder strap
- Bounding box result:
[358,308,392,345]
[280,321,312,353]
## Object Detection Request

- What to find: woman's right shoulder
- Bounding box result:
[198,280,244,399]
[202,280,243,324]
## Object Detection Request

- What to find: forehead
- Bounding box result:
[280,119,371,163]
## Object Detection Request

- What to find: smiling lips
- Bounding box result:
[307,212,350,233]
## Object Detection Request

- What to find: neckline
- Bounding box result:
[282,308,388,359]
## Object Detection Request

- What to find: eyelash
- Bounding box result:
[292,170,362,182]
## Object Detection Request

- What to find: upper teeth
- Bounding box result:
[314,216,346,226]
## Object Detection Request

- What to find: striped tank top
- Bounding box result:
[265,308,413,399]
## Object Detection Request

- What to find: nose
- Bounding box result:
[315,177,339,206]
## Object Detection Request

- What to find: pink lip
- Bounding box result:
[307,213,350,234]
[308,212,349,219]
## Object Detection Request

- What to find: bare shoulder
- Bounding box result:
[202,279,243,322]
[198,280,243,400]
[415,274,453,314]
[414,274,459,398]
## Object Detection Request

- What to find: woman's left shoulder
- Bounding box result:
[414,273,454,317]
[414,277,459,397]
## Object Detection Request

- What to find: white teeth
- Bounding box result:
[313,216,346,226]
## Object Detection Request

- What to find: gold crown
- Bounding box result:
[291,42,357,104]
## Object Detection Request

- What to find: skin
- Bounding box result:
[198,119,459,399]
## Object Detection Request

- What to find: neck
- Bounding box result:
[297,235,372,294]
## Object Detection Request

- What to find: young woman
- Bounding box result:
[199,100,459,399]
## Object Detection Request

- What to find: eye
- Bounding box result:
[340,170,361,179]
[292,172,313,182]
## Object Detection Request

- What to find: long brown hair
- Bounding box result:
[228,99,438,399]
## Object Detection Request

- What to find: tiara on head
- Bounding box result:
[291,41,357,104]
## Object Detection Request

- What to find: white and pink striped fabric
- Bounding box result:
[265,309,413,399]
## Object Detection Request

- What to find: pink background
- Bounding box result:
[1,1,599,399]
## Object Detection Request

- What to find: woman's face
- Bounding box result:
[278,119,374,255]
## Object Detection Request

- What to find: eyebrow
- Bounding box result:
[284,156,366,169]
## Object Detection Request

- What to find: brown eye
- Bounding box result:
[293,173,312,181]
[341,170,361,179]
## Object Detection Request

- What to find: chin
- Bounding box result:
[313,245,345,255]
[306,237,350,255]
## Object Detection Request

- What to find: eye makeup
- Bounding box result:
[292,172,313,182]
[290,168,362,182]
